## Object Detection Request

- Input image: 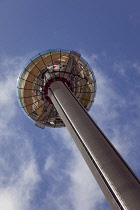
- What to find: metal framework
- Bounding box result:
[17,49,140,210]
[17,49,96,128]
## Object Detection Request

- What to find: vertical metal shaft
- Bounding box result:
[48,81,140,210]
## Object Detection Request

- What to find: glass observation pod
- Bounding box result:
[17,49,96,128]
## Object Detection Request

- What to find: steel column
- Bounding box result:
[48,81,140,210]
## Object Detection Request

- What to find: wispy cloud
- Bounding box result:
[85,53,140,170]
[44,156,54,173]
[40,128,107,210]
[0,54,40,210]
[133,62,140,73]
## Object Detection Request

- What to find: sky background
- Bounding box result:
[0,0,140,209]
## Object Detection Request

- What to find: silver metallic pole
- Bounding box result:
[48,81,140,210]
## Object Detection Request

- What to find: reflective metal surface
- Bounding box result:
[17,49,96,128]
[49,81,140,210]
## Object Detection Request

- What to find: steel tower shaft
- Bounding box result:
[48,81,140,210]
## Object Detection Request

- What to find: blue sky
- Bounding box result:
[0,0,140,209]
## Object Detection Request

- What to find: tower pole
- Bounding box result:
[48,81,140,210]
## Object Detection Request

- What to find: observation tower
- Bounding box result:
[17,49,140,210]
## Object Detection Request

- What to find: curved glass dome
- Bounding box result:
[17,49,96,128]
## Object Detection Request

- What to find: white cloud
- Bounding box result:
[44,128,107,210]
[0,159,40,210]
[133,62,140,73]
[44,156,54,173]
[113,60,140,77]
[0,128,40,210]
[0,54,40,210]
[113,62,126,76]
[68,150,105,210]
[0,54,30,129]
[90,68,122,122]
[85,53,140,170]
